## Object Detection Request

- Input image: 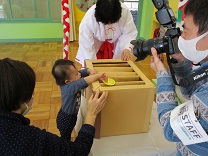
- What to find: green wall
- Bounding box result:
[137,0,154,40]
[0,0,155,43]
[0,23,63,42]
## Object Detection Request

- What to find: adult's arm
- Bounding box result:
[75,12,98,67]
[34,124,95,156]
[156,70,181,142]
[117,6,138,51]
[172,59,199,99]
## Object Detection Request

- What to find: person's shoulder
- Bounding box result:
[24,124,48,137]
[120,2,131,18]
[88,4,96,11]
[118,2,131,23]
[85,4,96,16]
[80,4,96,25]
[68,79,86,86]
[60,83,67,89]
[60,83,75,92]
[28,124,62,141]
[120,2,130,11]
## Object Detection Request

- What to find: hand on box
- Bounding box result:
[121,49,132,61]
[85,90,108,126]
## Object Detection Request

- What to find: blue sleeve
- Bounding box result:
[38,124,95,155]
[172,59,197,99]
[61,78,88,115]
[172,59,192,78]
[79,68,89,77]
[63,78,88,95]
[156,70,181,142]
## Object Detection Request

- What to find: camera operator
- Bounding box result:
[150,0,208,155]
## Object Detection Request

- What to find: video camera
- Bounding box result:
[131,0,181,61]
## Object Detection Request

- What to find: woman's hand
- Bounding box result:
[85,90,108,126]
[121,49,132,61]
[150,48,167,72]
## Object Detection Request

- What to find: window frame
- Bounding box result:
[0,0,61,23]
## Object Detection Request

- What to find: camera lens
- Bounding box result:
[131,37,169,61]
[143,37,168,55]
[131,40,149,61]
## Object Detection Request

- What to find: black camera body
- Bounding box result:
[131,0,181,61]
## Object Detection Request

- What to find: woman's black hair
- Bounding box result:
[0,58,36,111]
[52,59,75,86]
[95,0,122,25]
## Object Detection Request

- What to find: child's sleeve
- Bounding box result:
[79,68,89,77]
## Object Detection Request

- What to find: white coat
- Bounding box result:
[75,2,138,67]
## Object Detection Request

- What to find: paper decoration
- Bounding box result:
[62,0,70,60]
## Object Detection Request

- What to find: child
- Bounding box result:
[52,59,107,140]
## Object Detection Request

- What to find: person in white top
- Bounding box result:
[75,0,138,68]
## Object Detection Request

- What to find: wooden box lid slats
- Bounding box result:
[85,59,155,90]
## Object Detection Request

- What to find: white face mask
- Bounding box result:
[178,32,208,64]
[22,96,34,115]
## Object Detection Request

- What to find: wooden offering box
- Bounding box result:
[85,59,156,137]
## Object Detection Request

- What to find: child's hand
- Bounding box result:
[88,69,96,75]
[99,73,108,81]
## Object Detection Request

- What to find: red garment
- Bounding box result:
[96,40,114,59]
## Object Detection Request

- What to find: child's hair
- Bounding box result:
[52,59,75,86]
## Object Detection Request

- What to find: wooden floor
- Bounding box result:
[0,41,157,136]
